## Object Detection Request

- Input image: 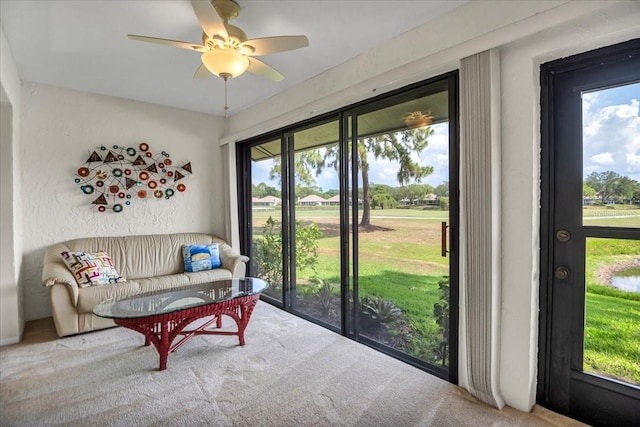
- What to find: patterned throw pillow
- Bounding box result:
[182,244,221,273]
[60,251,126,288]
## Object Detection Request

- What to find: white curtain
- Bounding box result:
[459,50,505,409]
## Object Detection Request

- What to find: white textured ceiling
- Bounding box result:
[0,0,467,117]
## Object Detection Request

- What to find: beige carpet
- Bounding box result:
[1,302,583,426]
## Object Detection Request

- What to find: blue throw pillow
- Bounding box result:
[182,244,221,272]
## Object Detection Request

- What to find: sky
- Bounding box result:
[251,122,450,192]
[252,82,640,192]
[583,82,640,182]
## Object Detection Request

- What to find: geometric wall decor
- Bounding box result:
[74,142,192,213]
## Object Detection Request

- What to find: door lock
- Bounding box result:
[556,230,571,242]
[554,266,569,280]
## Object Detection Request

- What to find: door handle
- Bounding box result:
[441,221,449,257]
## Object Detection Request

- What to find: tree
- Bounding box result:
[322,189,339,199]
[269,150,325,186]
[370,184,397,209]
[585,171,640,204]
[585,171,622,204]
[439,196,449,211]
[252,182,280,198]
[390,185,411,204]
[434,182,449,197]
[616,176,639,204]
[269,127,434,226]
[406,183,433,205]
[356,130,434,225]
[371,193,397,209]
[583,183,597,200]
[295,184,323,199]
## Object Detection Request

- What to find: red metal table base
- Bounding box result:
[113,294,259,370]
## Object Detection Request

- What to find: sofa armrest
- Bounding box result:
[221,254,250,278]
[42,262,79,306]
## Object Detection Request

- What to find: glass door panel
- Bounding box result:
[582,83,640,229]
[290,120,342,328]
[581,83,640,387]
[352,86,452,369]
[250,140,284,302]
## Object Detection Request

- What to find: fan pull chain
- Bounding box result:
[221,73,231,119]
[224,77,229,119]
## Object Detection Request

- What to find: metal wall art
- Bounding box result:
[74,142,193,213]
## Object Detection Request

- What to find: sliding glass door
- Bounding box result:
[239,72,458,380]
[289,119,342,329]
[347,79,456,374]
[249,139,284,303]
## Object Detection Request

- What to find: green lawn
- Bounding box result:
[583,204,640,227]
[584,292,640,384]
[584,237,640,384]
[252,206,640,378]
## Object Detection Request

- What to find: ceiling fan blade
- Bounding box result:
[193,63,211,79]
[241,35,309,56]
[190,0,227,39]
[247,58,284,82]
[128,35,205,52]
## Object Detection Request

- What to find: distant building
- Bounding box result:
[252,196,281,207]
[400,194,439,206]
[325,195,340,206]
[422,193,439,206]
[298,195,328,206]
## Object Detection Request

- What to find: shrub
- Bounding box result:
[252,216,321,292]
[310,277,336,316]
[360,296,402,325]
[432,276,450,366]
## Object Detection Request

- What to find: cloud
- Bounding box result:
[626,152,640,167]
[590,152,615,165]
[615,99,639,119]
[583,83,640,182]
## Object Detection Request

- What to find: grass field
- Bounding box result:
[252,207,639,379]
[585,237,640,384]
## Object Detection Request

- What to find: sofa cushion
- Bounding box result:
[61,251,126,287]
[135,274,191,294]
[76,280,141,313]
[185,268,233,285]
[182,244,221,272]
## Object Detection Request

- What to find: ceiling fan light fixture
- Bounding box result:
[403,111,433,129]
[201,49,250,78]
[239,44,255,55]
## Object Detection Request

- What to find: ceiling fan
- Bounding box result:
[128,0,309,114]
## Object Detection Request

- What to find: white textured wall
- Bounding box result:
[19,83,225,321]
[1,24,23,345]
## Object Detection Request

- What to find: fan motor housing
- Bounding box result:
[213,0,240,21]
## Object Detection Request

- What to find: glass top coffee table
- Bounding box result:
[94,277,268,371]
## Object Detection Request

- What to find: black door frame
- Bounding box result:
[538,38,640,426]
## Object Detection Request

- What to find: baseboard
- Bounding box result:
[0,335,20,346]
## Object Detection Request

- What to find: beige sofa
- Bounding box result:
[42,232,249,337]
